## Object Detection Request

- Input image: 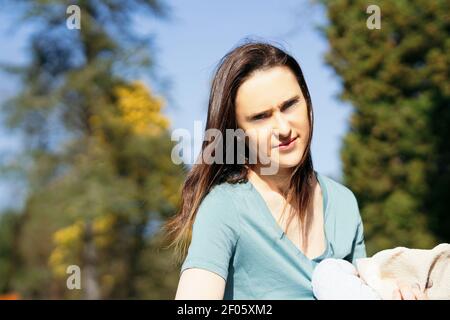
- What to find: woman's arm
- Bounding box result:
[175,268,226,300]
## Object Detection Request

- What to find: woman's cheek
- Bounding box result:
[246,131,272,163]
[259,129,273,158]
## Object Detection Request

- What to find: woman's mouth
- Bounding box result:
[277,136,298,151]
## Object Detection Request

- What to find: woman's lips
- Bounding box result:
[277,136,298,150]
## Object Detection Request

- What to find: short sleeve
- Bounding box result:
[180,186,240,280]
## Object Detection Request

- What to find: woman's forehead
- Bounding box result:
[235,66,302,113]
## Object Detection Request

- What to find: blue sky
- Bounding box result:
[0,0,353,210]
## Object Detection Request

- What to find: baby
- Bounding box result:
[312,243,450,300]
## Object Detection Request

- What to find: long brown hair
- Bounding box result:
[163,41,315,264]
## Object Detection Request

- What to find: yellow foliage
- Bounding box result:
[114,81,169,136]
[48,247,70,278]
[49,215,117,278]
[93,214,116,248]
[92,214,116,234]
[50,220,84,278]
[53,220,84,246]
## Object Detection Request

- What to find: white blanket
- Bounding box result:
[312,243,450,300]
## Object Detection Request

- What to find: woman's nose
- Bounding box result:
[273,112,291,139]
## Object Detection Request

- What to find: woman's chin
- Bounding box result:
[275,154,303,168]
[267,158,302,174]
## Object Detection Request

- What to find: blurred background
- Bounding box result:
[0,0,448,299]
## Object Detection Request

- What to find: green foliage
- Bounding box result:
[0,0,185,299]
[320,0,450,254]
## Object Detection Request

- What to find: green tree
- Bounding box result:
[1,0,186,299]
[320,0,450,254]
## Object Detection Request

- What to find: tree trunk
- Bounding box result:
[82,221,100,300]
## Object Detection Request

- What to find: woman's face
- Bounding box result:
[235,66,310,174]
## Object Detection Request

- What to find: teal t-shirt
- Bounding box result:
[180,171,367,300]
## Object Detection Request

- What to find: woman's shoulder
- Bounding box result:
[317,172,358,203]
[317,172,361,222]
[195,181,246,224]
[207,180,252,200]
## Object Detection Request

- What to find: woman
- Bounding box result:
[164,41,421,300]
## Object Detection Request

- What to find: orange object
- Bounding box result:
[0,292,20,300]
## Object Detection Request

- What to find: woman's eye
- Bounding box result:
[252,113,268,121]
[282,101,297,112]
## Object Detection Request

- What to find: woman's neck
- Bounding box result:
[247,165,294,196]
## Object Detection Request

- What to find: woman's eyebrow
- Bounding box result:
[246,95,301,121]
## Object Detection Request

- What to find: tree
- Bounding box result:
[320,0,450,254]
[1,0,186,299]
